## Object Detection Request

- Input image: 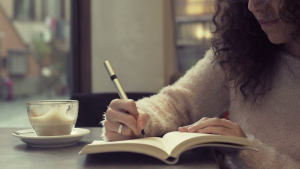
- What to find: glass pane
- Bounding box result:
[0,0,71,127]
[174,0,215,72]
[175,0,214,16]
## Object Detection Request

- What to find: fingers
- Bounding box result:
[104,120,134,137]
[178,117,209,132]
[136,109,150,130]
[105,130,131,141]
[178,127,188,132]
[181,117,247,138]
[198,126,246,137]
[188,117,234,132]
[105,99,150,140]
[105,107,140,137]
[109,99,139,119]
[197,126,232,136]
[178,124,193,132]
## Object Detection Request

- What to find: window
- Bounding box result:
[14,0,35,21]
[41,0,65,21]
[13,0,66,22]
[0,0,73,128]
[7,49,28,76]
[173,0,215,72]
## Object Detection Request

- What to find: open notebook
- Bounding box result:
[79,131,257,165]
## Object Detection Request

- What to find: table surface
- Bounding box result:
[1,127,220,169]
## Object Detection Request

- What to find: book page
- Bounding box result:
[162,131,252,156]
[80,137,170,159]
[91,137,166,151]
[162,131,210,154]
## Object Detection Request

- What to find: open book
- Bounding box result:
[79,131,257,164]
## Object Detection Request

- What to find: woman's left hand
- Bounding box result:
[178,117,247,138]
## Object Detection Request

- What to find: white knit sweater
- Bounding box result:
[101,48,300,168]
[134,49,300,168]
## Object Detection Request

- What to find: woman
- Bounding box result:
[102,0,300,168]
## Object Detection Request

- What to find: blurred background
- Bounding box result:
[0,0,215,127]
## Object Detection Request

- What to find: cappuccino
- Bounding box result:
[29,105,77,136]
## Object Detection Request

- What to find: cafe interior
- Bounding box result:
[0,0,228,168]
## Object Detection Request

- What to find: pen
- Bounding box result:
[103,60,145,136]
[103,60,128,99]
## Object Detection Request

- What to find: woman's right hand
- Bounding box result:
[103,99,150,141]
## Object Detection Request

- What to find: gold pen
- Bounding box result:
[103,60,145,136]
[103,60,128,99]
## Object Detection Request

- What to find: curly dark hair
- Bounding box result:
[212,0,300,102]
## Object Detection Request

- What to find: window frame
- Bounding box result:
[71,0,91,94]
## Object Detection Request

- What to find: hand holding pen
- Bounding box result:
[103,61,149,141]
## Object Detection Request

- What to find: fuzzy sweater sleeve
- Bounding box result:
[135,49,230,137]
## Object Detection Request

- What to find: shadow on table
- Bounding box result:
[83,147,218,167]
[13,141,91,152]
[84,152,164,166]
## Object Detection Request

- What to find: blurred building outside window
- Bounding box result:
[7,49,28,76]
[174,0,215,72]
[0,0,71,127]
[13,0,35,21]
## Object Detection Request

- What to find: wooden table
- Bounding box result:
[0,127,220,169]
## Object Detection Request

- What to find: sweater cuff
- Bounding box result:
[100,113,110,142]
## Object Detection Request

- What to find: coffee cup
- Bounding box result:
[27,100,79,136]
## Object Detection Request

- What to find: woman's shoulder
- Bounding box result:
[278,51,300,74]
[203,48,215,61]
[193,48,217,66]
[280,51,300,63]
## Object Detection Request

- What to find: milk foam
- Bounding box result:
[29,105,77,136]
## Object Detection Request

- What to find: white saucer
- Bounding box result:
[12,128,90,148]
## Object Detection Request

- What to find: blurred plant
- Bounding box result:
[31,33,69,96]
[31,34,51,66]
